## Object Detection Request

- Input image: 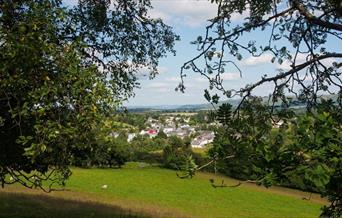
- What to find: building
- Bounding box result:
[163,126,175,134]
[272,120,284,128]
[109,131,119,138]
[191,131,215,148]
[140,129,158,138]
[127,133,136,142]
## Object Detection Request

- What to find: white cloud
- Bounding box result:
[157,66,168,74]
[231,10,249,21]
[276,53,336,71]
[136,66,169,79]
[148,9,170,22]
[193,72,240,83]
[320,58,337,67]
[241,54,273,66]
[149,0,248,27]
[194,77,208,83]
[149,0,245,28]
[220,72,241,81]
[145,82,173,93]
[146,82,169,88]
[276,53,307,71]
[241,53,336,71]
[165,76,182,82]
[149,0,217,27]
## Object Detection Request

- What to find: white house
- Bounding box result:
[109,131,119,138]
[191,131,215,148]
[127,133,136,142]
[272,120,284,128]
[163,126,175,134]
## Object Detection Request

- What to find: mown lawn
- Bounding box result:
[0,163,326,218]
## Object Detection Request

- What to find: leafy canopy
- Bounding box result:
[0,0,178,191]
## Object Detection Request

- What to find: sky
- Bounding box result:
[126,0,259,106]
[65,0,341,107]
[126,0,289,106]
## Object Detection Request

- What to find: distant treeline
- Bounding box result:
[124,94,338,113]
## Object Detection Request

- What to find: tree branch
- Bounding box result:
[239,53,342,94]
[292,0,342,32]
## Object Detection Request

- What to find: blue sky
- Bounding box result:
[124,0,340,107]
[126,0,281,106]
[64,0,341,106]
[127,0,253,106]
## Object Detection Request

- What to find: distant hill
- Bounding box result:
[125,94,338,112]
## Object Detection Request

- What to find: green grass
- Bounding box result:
[191,147,210,156]
[0,163,326,218]
[0,192,145,218]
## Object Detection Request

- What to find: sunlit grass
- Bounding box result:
[67,163,326,218]
[191,147,209,155]
[1,163,326,218]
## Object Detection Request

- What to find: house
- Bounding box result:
[127,133,136,142]
[146,117,158,124]
[188,127,196,133]
[180,124,196,134]
[272,120,284,128]
[191,131,215,148]
[163,126,175,134]
[165,117,174,125]
[165,130,176,137]
[150,122,162,130]
[140,129,158,138]
[109,131,119,138]
[139,130,147,135]
[184,117,190,123]
[176,129,188,138]
[148,129,158,138]
[148,129,157,135]
[180,124,190,129]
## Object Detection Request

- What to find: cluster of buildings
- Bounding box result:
[111,115,286,149]
[112,116,215,148]
[141,116,196,139]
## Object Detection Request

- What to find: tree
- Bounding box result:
[162,136,192,170]
[180,0,341,109]
[283,100,342,217]
[70,117,131,168]
[205,100,341,217]
[209,100,275,183]
[179,0,341,216]
[0,0,178,191]
[156,130,168,139]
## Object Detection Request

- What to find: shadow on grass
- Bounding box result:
[0,192,149,218]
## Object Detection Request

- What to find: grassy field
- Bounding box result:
[0,163,326,218]
[0,192,146,218]
[191,147,209,155]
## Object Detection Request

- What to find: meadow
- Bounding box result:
[0,163,326,218]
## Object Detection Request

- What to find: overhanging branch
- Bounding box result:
[292,0,342,32]
[239,53,342,94]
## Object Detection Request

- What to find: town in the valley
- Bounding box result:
[111,112,217,149]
